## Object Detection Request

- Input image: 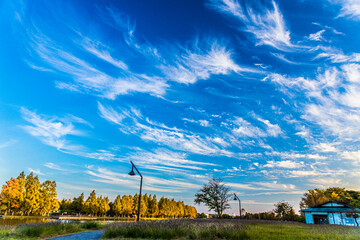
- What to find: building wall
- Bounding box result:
[304,212,314,224]
[305,212,360,227]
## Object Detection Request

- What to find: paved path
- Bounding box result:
[44,230,104,240]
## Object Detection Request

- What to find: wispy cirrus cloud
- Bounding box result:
[21,5,253,100]
[20,107,84,151]
[263,160,304,169]
[329,0,360,20]
[28,168,43,175]
[307,30,326,42]
[43,162,66,171]
[161,42,253,84]
[86,166,201,193]
[21,108,118,161]
[0,140,17,149]
[313,46,360,63]
[97,102,232,156]
[266,64,360,143]
[208,0,293,51]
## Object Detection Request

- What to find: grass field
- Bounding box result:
[103,219,360,240]
[1,219,360,239]
[0,221,102,239]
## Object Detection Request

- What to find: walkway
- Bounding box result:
[45,230,104,240]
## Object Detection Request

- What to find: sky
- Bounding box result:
[1,0,360,215]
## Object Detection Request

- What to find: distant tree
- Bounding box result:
[72,193,85,215]
[273,201,292,220]
[112,195,122,217]
[0,178,21,215]
[24,173,41,215]
[194,178,230,218]
[147,194,159,217]
[17,172,27,215]
[121,195,133,216]
[176,201,185,218]
[158,197,170,217]
[98,196,110,217]
[39,180,59,216]
[59,199,72,213]
[133,193,147,217]
[86,190,99,216]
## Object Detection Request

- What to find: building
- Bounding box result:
[301,201,360,227]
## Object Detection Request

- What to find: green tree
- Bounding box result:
[86,190,99,216]
[273,201,292,220]
[194,178,230,218]
[72,193,85,215]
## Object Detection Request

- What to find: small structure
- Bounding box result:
[301,201,360,227]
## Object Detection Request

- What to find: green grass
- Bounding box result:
[0,222,103,239]
[102,219,360,240]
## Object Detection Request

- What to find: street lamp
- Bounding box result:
[128,161,143,222]
[233,193,242,219]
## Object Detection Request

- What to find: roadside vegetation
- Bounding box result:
[0,221,102,239]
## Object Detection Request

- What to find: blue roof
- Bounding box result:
[300,201,360,213]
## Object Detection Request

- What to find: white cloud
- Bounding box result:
[263,160,304,169]
[43,162,65,171]
[98,103,232,156]
[231,116,282,138]
[314,46,360,63]
[208,0,293,50]
[20,107,83,151]
[28,168,43,175]
[255,181,296,190]
[312,143,338,153]
[232,117,266,138]
[183,118,211,127]
[267,151,326,160]
[307,30,325,41]
[161,42,249,84]
[0,140,17,149]
[86,167,201,193]
[267,64,360,142]
[342,150,360,162]
[121,148,217,171]
[329,0,360,20]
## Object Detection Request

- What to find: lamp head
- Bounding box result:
[128,166,136,176]
[234,196,237,201]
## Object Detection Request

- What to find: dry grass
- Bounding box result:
[102,219,360,240]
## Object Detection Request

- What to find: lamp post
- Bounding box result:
[129,161,143,222]
[233,193,242,219]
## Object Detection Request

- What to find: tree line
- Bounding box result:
[0,172,59,215]
[59,190,197,218]
[0,172,197,218]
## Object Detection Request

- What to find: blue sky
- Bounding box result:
[1,0,360,214]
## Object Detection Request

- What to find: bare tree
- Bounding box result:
[194,178,231,218]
